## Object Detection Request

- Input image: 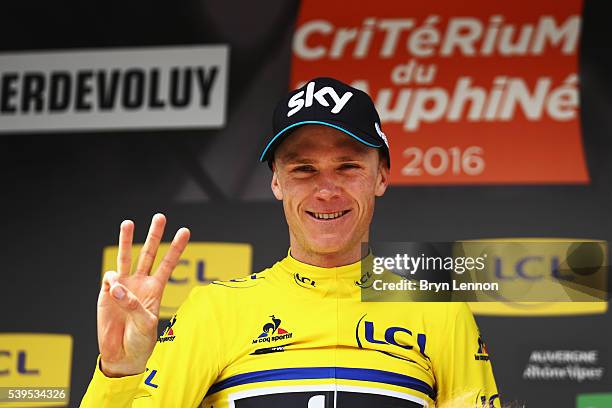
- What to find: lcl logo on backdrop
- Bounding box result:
[0,334,72,405]
[0,45,228,133]
[102,242,252,319]
[462,238,608,316]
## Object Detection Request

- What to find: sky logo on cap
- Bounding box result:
[287,80,353,117]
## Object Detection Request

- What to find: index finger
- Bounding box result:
[117,220,134,277]
[153,227,191,284]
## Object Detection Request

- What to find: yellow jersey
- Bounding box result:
[80,251,500,407]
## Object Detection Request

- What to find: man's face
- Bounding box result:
[271,125,389,258]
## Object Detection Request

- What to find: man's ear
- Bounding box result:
[271,162,283,200]
[375,160,390,197]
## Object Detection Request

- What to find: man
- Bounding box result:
[80,77,500,407]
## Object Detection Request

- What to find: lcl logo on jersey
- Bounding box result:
[355,271,374,288]
[294,272,316,288]
[287,80,353,117]
[476,392,501,408]
[355,314,428,360]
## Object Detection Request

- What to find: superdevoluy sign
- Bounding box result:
[0,45,228,132]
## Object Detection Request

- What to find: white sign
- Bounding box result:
[0,45,229,132]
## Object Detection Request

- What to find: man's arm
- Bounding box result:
[77,214,224,407]
[80,285,222,407]
[431,303,501,408]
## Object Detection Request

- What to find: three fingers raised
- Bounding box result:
[104,213,191,294]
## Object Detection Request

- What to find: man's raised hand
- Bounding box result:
[97,214,190,377]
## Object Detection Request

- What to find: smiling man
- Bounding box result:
[80,77,500,407]
[270,124,387,267]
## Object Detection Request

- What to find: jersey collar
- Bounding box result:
[275,248,373,298]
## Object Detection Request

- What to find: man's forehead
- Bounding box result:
[276,126,371,161]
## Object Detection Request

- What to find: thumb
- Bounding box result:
[110,284,127,301]
[103,270,119,287]
[98,270,119,305]
[109,282,158,334]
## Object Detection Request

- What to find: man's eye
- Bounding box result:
[339,163,360,170]
[293,165,316,173]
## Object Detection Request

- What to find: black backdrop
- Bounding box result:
[1,1,611,406]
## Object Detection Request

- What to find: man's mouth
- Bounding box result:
[306,210,351,220]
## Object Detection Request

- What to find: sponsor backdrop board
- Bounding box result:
[291,0,589,185]
[0,334,72,407]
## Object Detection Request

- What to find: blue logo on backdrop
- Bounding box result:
[0,350,39,375]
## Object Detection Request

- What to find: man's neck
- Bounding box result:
[288,236,367,268]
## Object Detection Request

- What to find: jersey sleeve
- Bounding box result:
[430,303,501,408]
[79,285,222,407]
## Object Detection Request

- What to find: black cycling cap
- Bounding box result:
[259,77,390,169]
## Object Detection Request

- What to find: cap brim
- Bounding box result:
[259,120,384,163]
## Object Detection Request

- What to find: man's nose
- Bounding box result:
[313,172,341,200]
